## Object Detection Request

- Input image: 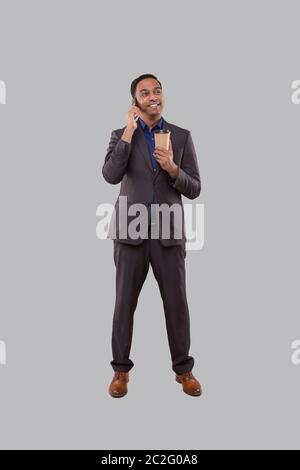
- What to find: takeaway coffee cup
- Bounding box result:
[154,129,171,150]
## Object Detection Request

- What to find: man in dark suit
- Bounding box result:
[102,74,202,398]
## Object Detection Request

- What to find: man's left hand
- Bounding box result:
[154,139,179,178]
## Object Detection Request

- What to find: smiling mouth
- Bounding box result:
[148,103,160,109]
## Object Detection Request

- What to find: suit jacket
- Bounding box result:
[102,119,201,246]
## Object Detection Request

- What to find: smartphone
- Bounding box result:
[132,97,140,121]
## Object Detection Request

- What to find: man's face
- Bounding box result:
[134,78,164,117]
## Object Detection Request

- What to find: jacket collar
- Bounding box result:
[137,116,164,131]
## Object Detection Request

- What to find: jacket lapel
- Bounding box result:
[131,118,173,178]
[124,119,174,178]
[133,124,153,173]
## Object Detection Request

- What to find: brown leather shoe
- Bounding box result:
[176,371,202,396]
[109,371,129,398]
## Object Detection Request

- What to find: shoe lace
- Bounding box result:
[115,371,126,381]
[182,371,193,382]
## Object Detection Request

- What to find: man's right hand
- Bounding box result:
[125,105,141,130]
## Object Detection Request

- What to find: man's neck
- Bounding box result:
[139,113,162,131]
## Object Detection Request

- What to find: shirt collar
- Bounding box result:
[138,116,164,131]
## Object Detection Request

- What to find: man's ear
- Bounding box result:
[132,96,139,107]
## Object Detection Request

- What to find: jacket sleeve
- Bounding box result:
[169,131,201,199]
[102,130,131,184]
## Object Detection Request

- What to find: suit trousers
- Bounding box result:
[110,229,195,375]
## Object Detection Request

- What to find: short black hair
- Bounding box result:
[130,73,162,99]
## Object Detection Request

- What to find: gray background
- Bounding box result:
[0,0,299,450]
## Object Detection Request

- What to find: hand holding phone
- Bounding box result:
[132,98,141,121]
[125,100,141,130]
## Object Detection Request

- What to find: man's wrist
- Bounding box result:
[167,163,179,179]
[121,126,136,144]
